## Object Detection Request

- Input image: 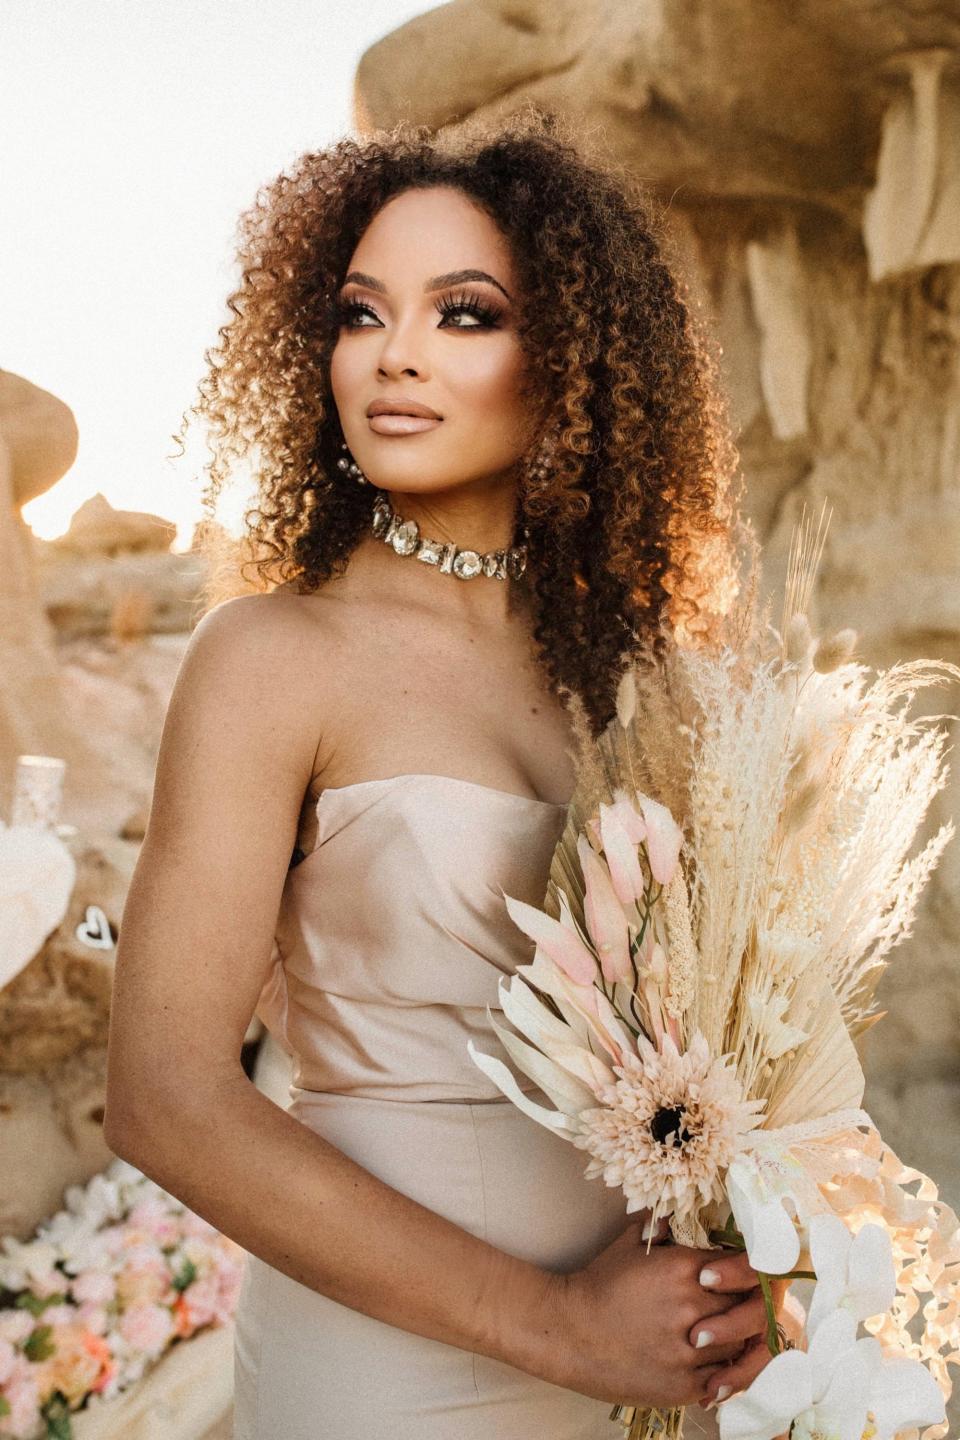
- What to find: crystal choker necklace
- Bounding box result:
[370,488,529,581]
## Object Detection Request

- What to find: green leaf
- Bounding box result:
[44,1391,73,1439]
[24,1324,56,1362]
[171,1257,198,1293]
[14,1291,68,1316]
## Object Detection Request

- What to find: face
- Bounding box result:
[329,185,537,500]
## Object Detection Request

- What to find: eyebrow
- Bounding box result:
[339,268,512,301]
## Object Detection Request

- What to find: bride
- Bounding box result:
[105,107,785,1438]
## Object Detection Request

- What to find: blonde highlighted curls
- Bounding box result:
[174,105,744,738]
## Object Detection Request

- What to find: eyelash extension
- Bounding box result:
[435,290,503,327]
[337,290,503,330]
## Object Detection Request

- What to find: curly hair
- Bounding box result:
[176,104,746,739]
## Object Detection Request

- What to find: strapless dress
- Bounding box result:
[232,772,720,1439]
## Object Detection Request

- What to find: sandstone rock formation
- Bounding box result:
[0,376,184,831]
[52,492,178,557]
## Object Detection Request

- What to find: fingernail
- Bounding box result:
[695,1330,714,1349]
[699,1266,721,1287]
[716,1385,732,1401]
[641,1220,654,1240]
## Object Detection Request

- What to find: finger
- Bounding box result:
[689,1293,767,1352]
[696,1250,761,1294]
[690,1338,747,1368]
[702,1334,776,1406]
[642,1214,672,1245]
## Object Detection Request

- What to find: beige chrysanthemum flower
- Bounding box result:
[572,1031,765,1225]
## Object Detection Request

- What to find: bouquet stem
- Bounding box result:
[609,1402,684,1437]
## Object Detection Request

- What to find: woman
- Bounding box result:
[105,109,782,1438]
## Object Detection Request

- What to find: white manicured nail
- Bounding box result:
[716,1385,732,1401]
[699,1266,721,1287]
[695,1330,714,1349]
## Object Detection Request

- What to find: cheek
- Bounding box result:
[449,341,528,412]
[329,341,360,404]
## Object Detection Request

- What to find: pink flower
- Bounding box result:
[500,889,598,986]
[181,1212,217,1241]
[598,801,647,904]
[572,1031,765,1227]
[633,791,684,886]
[0,1339,15,1386]
[127,1198,181,1247]
[115,1259,172,1308]
[0,1314,32,1347]
[34,1321,106,1406]
[119,1301,174,1357]
[179,1274,219,1329]
[577,834,632,982]
[0,1370,41,1440]
[71,1270,116,1306]
[214,1259,244,1321]
[76,1302,109,1335]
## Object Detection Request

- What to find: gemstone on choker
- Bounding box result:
[370,488,529,581]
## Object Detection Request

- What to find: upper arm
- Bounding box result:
[104,593,324,1138]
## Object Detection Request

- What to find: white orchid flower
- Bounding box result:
[726,1149,806,1274]
[867,1350,946,1439]
[718,1307,944,1440]
[805,1213,897,1338]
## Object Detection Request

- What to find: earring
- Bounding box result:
[337,440,370,485]
[526,428,557,488]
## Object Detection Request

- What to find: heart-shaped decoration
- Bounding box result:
[75,904,114,950]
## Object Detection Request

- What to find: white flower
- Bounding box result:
[805,1213,897,1338]
[718,1307,944,1440]
[726,1147,809,1275]
[725,1120,853,1275]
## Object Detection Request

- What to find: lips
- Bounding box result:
[366,398,442,420]
[368,413,442,435]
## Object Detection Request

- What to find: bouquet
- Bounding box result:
[0,1159,244,1439]
[468,502,960,1440]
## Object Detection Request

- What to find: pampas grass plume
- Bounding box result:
[616,666,637,728]
[812,627,858,673]
[785,613,812,665]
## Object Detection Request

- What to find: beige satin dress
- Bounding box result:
[232,772,720,1439]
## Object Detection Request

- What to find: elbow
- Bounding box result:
[102,1060,163,1163]
[102,1095,147,1164]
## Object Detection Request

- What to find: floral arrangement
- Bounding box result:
[0,1159,244,1439]
[468,503,960,1440]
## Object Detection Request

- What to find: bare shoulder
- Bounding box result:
[186,586,342,700]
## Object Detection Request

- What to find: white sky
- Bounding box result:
[2,0,440,549]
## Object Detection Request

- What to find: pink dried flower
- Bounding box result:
[572,1031,765,1226]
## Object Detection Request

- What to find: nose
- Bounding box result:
[374,309,427,380]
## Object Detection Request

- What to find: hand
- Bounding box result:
[699,1273,794,1409]
[536,1216,772,1409]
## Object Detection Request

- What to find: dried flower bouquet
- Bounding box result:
[469,503,960,1440]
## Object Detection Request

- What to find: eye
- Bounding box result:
[337,299,379,328]
[335,291,504,330]
[435,290,504,329]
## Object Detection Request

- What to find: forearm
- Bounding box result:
[107,1074,561,1378]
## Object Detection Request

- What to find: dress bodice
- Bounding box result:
[255,773,568,1103]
